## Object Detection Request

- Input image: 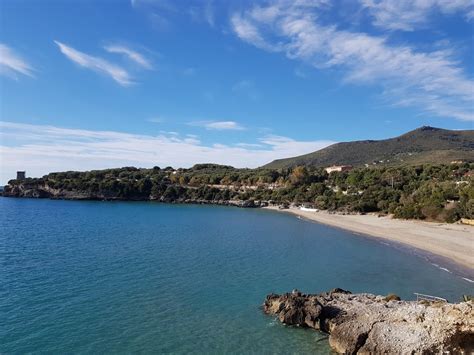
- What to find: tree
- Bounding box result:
[290,166,309,185]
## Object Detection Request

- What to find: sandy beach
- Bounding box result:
[265,206,474,270]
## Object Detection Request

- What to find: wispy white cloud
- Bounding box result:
[203,0,215,27]
[206,121,244,130]
[132,0,215,30]
[259,134,333,157]
[236,143,263,148]
[467,9,474,20]
[231,13,281,52]
[148,12,172,31]
[0,44,34,78]
[189,120,246,130]
[159,130,180,136]
[131,0,174,31]
[230,1,474,121]
[189,0,215,27]
[0,121,334,183]
[54,41,133,86]
[360,0,474,31]
[104,45,152,69]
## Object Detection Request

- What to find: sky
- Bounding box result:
[0,0,473,183]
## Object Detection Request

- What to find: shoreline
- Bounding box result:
[3,196,473,276]
[264,206,474,274]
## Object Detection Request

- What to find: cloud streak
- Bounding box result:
[0,121,334,183]
[231,1,474,121]
[360,0,474,31]
[55,41,133,86]
[188,0,215,27]
[104,45,153,69]
[189,121,246,130]
[0,44,34,78]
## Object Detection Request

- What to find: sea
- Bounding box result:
[1,198,472,353]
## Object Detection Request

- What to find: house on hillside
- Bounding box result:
[325,165,353,174]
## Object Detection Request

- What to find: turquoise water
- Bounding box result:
[1,198,472,353]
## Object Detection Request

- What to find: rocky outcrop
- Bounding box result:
[1,183,268,207]
[2,183,111,200]
[263,289,474,354]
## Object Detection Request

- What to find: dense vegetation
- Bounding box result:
[264,126,474,169]
[5,162,473,223]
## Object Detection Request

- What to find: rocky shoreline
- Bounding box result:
[263,289,474,354]
[0,183,267,207]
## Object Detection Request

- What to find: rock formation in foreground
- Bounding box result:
[263,289,473,354]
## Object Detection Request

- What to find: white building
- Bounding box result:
[325,165,353,174]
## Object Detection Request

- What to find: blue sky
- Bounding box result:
[0,0,473,183]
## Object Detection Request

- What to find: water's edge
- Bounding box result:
[261,207,474,283]
[3,195,473,282]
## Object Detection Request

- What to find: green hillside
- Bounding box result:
[263,126,474,169]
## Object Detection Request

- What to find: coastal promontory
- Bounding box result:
[263,289,474,354]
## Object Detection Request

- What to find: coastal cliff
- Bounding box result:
[1,179,264,207]
[263,289,474,354]
[1,181,262,206]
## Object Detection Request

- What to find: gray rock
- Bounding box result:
[263,289,474,354]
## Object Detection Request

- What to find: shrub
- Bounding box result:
[384,294,401,302]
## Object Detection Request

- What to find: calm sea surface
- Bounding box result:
[1,198,472,353]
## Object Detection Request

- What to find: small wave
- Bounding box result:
[439,267,452,273]
[461,277,474,283]
[267,319,278,327]
[431,263,452,273]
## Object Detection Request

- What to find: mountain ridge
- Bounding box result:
[263,126,474,169]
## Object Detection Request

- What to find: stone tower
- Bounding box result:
[16,171,26,180]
